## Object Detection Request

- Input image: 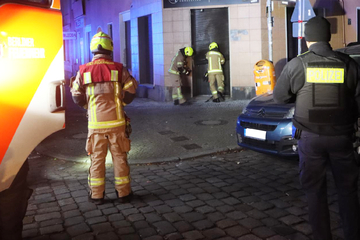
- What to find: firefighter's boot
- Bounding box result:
[218,91,225,101]
[213,98,220,103]
[88,192,104,205]
[116,191,133,203]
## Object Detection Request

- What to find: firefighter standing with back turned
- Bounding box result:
[71,32,138,205]
[206,42,225,102]
[168,46,193,105]
[273,16,360,240]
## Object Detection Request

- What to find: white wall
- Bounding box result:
[130,0,163,85]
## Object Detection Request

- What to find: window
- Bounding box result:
[125,21,131,69]
[108,23,113,39]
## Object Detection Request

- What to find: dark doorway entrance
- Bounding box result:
[138,15,153,84]
[125,20,132,70]
[191,8,229,96]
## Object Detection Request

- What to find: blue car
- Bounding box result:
[236,43,360,157]
[236,92,298,157]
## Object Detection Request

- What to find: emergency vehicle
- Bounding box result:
[0,0,65,192]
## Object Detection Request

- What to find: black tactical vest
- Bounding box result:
[294,51,356,126]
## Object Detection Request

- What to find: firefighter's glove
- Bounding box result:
[69,76,76,88]
[125,113,132,138]
[178,67,191,76]
[184,68,191,75]
[203,72,208,82]
[125,122,132,138]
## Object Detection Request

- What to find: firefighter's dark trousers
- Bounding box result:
[0,160,33,240]
[298,131,360,240]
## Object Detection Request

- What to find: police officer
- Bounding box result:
[71,32,138,205]
[273,16,360,240]
[168,46,193,105]
[206,42,225,102]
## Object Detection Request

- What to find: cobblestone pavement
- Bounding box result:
[23,149,347,240]
[36,87,247,165]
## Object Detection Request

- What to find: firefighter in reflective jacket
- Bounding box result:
[71,32,138,205]
[206,42,225,102]
[168,46,193,105]
[274,17,360,240]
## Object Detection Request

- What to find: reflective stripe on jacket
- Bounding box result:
[72,55,138,131]
[206,50,225,73]
[168,50,185,75]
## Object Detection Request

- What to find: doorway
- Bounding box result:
[138,15,153,85]
[85,25,92,63]
[125,21,131,69]
[191,8,230,96]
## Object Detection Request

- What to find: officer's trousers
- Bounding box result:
[0,160,33,240]
[86,131,131,199]
[169,73,185,104]
[208,73,224,99]
[298,131,360,240]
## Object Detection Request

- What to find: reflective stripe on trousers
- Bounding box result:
[208,73,224,98]
[87,132,131,198]
[169,73,185,103]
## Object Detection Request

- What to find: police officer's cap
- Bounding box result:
[304,16,331,42]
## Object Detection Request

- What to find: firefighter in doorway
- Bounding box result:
[168,46,193,105]
[71,32,138,205]
[206,42,225,102]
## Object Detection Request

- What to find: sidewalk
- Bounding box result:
[36,87,249,165]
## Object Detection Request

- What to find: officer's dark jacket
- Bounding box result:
[273,42,360,135]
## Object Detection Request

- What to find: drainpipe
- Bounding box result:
[339,0,346,47]
[267,0,273,62]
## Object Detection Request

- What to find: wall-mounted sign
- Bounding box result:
[164,0,259,9]
[63,32,76,40]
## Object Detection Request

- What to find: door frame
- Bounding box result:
[190,7,230,97]
[119,10,130,67]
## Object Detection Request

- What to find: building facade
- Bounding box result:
[61,0,360,101]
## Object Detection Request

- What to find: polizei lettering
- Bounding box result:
[307,67,344,83]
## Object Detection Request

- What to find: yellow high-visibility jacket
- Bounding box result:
[168,49,185,75]
[206,50,225,74]
[71,54,138,133]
